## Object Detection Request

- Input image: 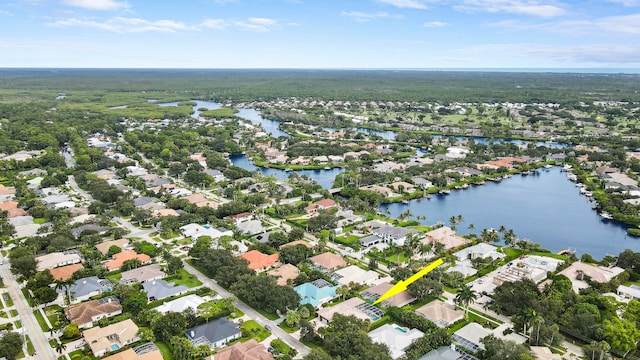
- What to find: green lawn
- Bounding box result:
[176,238,192,245]
[155,342,175,360]
[33,217,47,224]
[105,272,123,282]
[270,339,293,356]
[241,320,271,342]
[26,335,35,356]
[14,320,21,328]
[165,269,203,288]
[33,310,50,331]
[4,293,13,307]
[9,309,18,317]
[0,311,6,318]
[68,349,98,360]
[20,289,33,306]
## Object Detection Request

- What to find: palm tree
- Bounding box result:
[54,340,67,354]
[336,285,350,301]
[285,310,301,328]
[454,285,477,320]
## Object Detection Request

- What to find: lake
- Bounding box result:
[229,154,343,190]
[380,168,637,259]
[158,100,221,118]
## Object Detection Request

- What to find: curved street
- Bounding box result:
[182,261,310,358]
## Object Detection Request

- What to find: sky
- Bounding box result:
[0,0,639,69]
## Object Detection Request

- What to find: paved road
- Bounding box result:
[182,262,310,358]
[112,217,155,241]
[67,175,93,202]
[0,266,57,359]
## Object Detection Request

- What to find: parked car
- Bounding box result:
[264,324,271,331]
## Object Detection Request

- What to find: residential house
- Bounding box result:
[180,223,233,241]
[418,346,478,360]
[368,324,424,359]
[70,224,110,238]
[204,169,226,183]
[305,199,338,215]
[294,279,338,308]
[361,282,416,308]
[328,265,385,287]
[95,239,130,255]
[372,226,420,246]
[454,243,504,262]
[185,317,242,350]
[102,343,163,360]
[618,285,640,301]
[308,252,347,272]
[415,300,464,328]
[36,251,82,271]
[105,250,151,271]
[119,264,166,284]
[240,250,279,271]
[68,277,113,303]
[389,182,416,194]
[49,263,84,281]
[183,193,219,209]
[237,220,265,235]
[83,319,140,357]
[212,339,274,360]
[279,240,313,250]
[422,226,469,251]
[558,261,625,293]
[156,294,207,314]
[65,296,122,329]
[268,264,300,286]
[142,279,190,301]
[316,297,384,324]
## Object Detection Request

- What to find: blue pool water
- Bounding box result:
[111,344,119,351]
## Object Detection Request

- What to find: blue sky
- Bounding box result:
[0,0,639,68]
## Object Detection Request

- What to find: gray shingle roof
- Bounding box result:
[185,318,241,346]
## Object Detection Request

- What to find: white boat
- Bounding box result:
[544,164,553,169]
[600,212,614,220]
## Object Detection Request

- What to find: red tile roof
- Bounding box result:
[240,250,279,270]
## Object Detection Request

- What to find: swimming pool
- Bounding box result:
[111,344,120,351]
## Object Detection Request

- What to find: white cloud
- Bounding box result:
[61,0,130,11]
[50,17,194,33]
[0,9,13,16]
[200,17,280,32]
[454,0,565,17]
[607,0,640,6]
[489,13,640,36]
[341,11,402,22]
[424,21,447,27]
[377,0,430,9]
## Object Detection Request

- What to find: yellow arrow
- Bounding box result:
[373,258,444,305]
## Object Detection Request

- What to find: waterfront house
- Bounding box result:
[372,226,420,246]
[316,297,382,324]
[65,296,122,329]
[185,317,242,350]
[83,319,140,357]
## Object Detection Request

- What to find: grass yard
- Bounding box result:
[68,349,98,360]
[155,342,175,360]
[105,272,123,282]
[14,320,21,328]
[26,335,35,356]
[3,293,13,307]
[241,320,271,342]
[33,217,47,224]
[34,310,50,331]
[165,269,202,288]
[9,309,18,317]
[176,238,192,245]
[0,311,6,319]
[20,289,33,307]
